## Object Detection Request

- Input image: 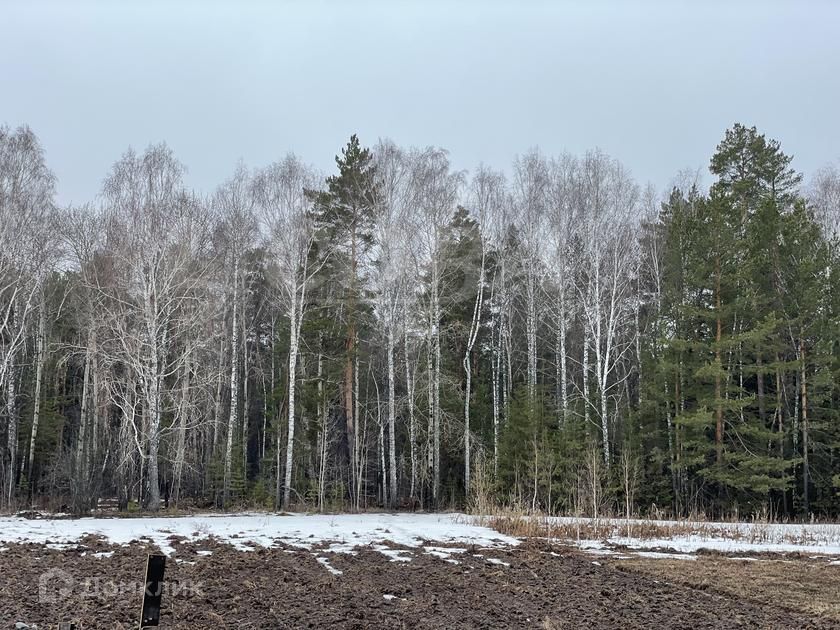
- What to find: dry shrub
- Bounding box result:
[469,506,836,547]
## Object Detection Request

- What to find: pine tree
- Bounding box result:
[307,135,379,508]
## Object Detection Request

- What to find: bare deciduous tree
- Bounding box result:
[0,125,56,506]
[101,144,208,511]
[254,154,322,509]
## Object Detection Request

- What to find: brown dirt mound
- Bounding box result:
[0,539,834,629]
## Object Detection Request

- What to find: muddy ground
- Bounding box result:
[1,537,837,629]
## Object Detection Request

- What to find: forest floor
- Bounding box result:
[1,513,838,628]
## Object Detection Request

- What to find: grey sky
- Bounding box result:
[2,0,839,205]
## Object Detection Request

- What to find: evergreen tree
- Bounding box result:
[306,135,379,507]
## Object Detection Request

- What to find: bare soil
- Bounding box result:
[1,537,836,629]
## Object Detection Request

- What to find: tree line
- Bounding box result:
[1,123,838,517]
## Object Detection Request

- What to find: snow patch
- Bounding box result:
[373,545,412,562]
[485,557,510,566]
[526,518,840,557]
[423,546,466,560]
[315,555,342,575]
[524,515,840,556]
[0,512,518,559]
[634,551,696,561]
[583,548,621,556]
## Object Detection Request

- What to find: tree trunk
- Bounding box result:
[212,334,225,453]
[426,323,434,494]
[556,289,569,426]
[491,318,500,476]
[146,337,162,512]
[25,295,47,484]
[345,227,358,508]
[282,292,300,510]
[374,372,385,506]
[714,267,723,466]
[354,353,361,510]
[463,249,484,499]
[756,353,766,422]
[317,341,327,511]
[224,259,240,506]
[242,323,250,475]
[404,327,417,499]
[77,327,94,488]
[600,381,610,466]
[526,272,537,404]
[800,341,809,515]
[387,327,397,508]
[173,345,191,506]
[433,281,441,506]
[5,350,17,505]
[582,325,591,428]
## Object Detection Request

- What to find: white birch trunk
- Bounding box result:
[387,327,397,508]
[558,288,569,425]
[491,324,501,476]
[282,288,300,509]
[243,324,250,472]
[224,259,239,505]
[404,327,417,499]
[526,273,538,404]
[77,327,94,484]
[212,330,225,453]
[173,345,190,506]
[146,330,162,511]
[432,272,441,505]
[463,247,485,499]
[582,323,591,429]
[5,347,17,505]
[25,295,46,481]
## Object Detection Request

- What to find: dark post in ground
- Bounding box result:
[139,553,166,628]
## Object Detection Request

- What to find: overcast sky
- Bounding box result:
[2,0,839,205]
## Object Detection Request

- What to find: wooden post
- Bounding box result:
[139,553,166,628]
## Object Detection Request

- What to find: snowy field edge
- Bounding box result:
[1,512,839,559]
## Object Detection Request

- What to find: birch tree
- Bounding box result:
[484,179,514,474]
[462,165,501,496]
[254,154,321,509]
[577,150,640,466]
[101,144,207,511]
[809,162,840,240]
[546,154,578,425]
[513,150,550,405]
[408,147,463,504]
[372,140,411,508]
[61,203,113,510]
[213,165,257,506]
[0,125,56,505]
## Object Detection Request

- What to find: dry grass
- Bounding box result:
[614,554,840,623]
[467,506,840,547]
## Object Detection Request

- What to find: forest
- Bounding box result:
[1,122,838,519]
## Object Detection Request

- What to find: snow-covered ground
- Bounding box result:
[526,515,840,557]
[1,512,838,564]
[0,512,517,557]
